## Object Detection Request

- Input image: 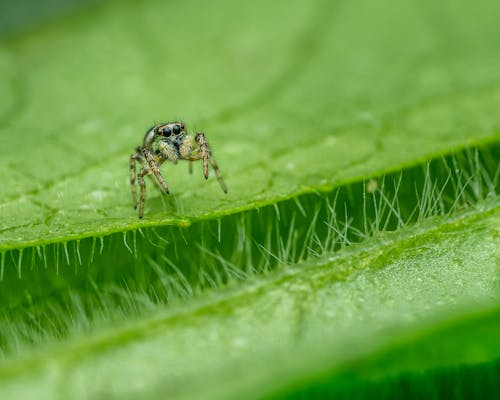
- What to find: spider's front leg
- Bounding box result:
[143,147,170,195]
[195,133,228,193]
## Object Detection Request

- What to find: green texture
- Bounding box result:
[0,0,499,398]
[0,202,499,399]
[1,0,500,246]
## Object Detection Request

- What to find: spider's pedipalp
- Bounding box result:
[158,140,179,164]
[179,134,194,158]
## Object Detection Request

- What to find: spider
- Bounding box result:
[130,122,227,218]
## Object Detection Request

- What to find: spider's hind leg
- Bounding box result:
[130,151,142,209]
[137,166,150,219]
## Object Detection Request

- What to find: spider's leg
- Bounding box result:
[147,172,163,191]
[130,152,141,209]
[138,166,149,219]
[195,133,228,193]
[146,152,168,192]
[208,155,227,193]
[143,148,169,194]
[195,133,210,179]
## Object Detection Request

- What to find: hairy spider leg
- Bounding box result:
[195,133,210,179]
[136,159,167,217]
[137,166,150,219]
[143,147,170,194]
[147,170,165,191]
[197,133,227,193]
[129,151,143,209]
[183,133,227,193]
[209,155,227,193]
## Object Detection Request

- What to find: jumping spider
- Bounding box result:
[130,122,227,218]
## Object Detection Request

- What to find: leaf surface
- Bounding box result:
[1,0,500,247]
[0,201,498,399]
[0,0,499,398]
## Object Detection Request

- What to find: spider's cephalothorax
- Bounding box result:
[130,122,227,218]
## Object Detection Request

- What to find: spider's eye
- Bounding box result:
[173,125,181,135]
[180,123,185,130]
[162,127,171,137]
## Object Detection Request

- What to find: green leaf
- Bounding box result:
[0,0,499,398]
[0,201,498,399]
[1,0,500,247]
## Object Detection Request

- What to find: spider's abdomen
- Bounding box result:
[143,126,157,147]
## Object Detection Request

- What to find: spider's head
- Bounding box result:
[143,122,186,147]
[156,122,186,138]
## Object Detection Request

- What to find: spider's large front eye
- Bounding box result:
[162,127,171,137]
[173,125,181,135]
